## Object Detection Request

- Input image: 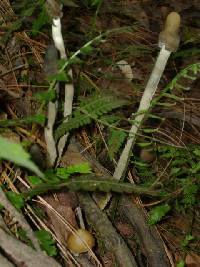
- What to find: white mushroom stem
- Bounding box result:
[113,46,171,181]
[51,17,75,164]
[100,12,181,209]
[52,18,66,59]
[44,44,59,167]
[44,16,64,167]
[44,101,57,166]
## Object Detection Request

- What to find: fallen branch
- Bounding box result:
[0,187,41,251]
[23,176,164,199]
[120,196,170,267]
[0,227,61,267]
[0,253,14,267]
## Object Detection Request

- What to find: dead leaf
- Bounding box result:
[185,253,200,267]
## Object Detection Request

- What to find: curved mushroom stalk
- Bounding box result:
[44,1,75,166]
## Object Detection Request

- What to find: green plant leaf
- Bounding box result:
[31,5,50,36]
[35,230,57,256]
[21,5,36,17]
[170,167,181,176]
[142,128,158,133]
[55,93,128,140]
[27,176,43,186]
[56,163,92,179]
[181,234,195,248]
[162,93,183,101]
[137,142,152,148]
[34,90,56,102]
[108,129,126,159]
[176,260,185,267]
[173,48,200,59]
[17,229,32,246]
[181,181,198,207]
[0,114,45,127]
[190,162,200,173]
[134,160,149,167]
[193,148,200,157]
[48,71,71,82]
[6,191,25,210]
[57,56,83,69]
[0,137,44,177]
[148,204,171,225]
[26,114,46,125]
[80,44,93,55]
[64,163,92,174]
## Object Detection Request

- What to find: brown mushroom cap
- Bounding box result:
[159,12,181,52]
[67,229,95,253]
[140,149,156,162]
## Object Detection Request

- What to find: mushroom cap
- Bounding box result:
[159,12,181,52]
[67,229,95,253]
[140,149,156,162]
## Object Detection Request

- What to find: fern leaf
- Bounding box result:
[80,94,128,115]
[108,129,127,159]
[55,93,128,140]
[100,115,122,124]
[55,111,92,140]
[152,63,200,108]
[56,163,92,179]
[148,204,171,225]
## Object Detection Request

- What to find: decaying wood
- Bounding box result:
[0,227,61,267]
[0,187,62,267]
[0,253,14,267]
[120,196,170,267]
[0,187,41,251]
[73,139,170,266]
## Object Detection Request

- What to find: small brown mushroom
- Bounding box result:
[67,229,95,253]
[140,148,156,162]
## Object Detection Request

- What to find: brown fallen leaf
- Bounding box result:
[185,253,200,267]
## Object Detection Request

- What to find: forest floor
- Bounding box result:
[0,0,200,267]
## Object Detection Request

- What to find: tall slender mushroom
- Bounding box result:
[44,0,75,166]
[100,12,181,209]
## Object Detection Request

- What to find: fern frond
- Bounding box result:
[108,129,127,159]
[55,111,92,140]
[79,94,128,115]
[100,114,122,124]
[55,93,128,140]
[152,63,200,107]
[166,62,200,92]
[0,114,45,127]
